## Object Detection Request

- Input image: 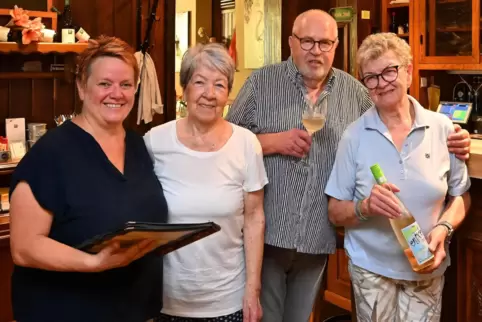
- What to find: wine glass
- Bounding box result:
[300,97,327,163]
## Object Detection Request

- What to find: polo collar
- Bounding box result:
[364,95,430,131]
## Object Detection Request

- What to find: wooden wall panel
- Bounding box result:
[32,79,55,122]
[357,0,380,46]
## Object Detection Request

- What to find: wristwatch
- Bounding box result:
[435,221,454,241]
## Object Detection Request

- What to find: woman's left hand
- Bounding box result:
[448,124,471,160]
[243,288,262,322]
[419,225,448,274]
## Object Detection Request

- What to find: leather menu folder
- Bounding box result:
[76,221,221,255]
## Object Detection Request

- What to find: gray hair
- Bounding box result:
[357,32,413,74]
[180,43,235,92]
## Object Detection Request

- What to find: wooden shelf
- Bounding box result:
[388,3,409,8]
[419,63,482,70]
[0,42,88,54]
[437,27,472,32]
[397,33,409,38]
[0,72,65,79]
[437,0,469,3]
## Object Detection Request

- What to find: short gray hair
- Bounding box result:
[180,43,235,92]
[357,32,413,73]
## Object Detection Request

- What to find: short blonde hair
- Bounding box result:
[180,43,235,92]
[357,33,412,73]
[76,35,139,86]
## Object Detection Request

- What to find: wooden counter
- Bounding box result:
[0,215,13,322]
[319,142,482,322]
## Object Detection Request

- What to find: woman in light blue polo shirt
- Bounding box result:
[325,32,471,322]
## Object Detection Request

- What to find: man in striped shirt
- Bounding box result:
[226,9,470,322]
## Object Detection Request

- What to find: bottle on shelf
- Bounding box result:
[61,0,75,44]
[390,12,397,33]
[370,163,435,272]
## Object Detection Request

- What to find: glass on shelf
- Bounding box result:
[425,0,473,57]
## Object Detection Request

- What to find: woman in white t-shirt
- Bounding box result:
[145,43,268,322]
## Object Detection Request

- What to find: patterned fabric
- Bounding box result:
[226,57,373,254]
[348,261,444,322]
[155,310,243,322]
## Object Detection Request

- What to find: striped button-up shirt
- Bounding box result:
[226,57,373,254]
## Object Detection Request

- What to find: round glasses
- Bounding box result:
[361,65,402,89]
[292,33,337,52]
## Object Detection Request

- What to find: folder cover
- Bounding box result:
[76,221,221,255]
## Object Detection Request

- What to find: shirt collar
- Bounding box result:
[364,95,430,131]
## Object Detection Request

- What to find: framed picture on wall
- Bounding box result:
[175,11,191,73]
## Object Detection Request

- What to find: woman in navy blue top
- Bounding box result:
[9,36,168,322]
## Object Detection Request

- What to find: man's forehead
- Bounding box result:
[294,22,336,37]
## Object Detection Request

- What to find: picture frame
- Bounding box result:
[175,11,191,73]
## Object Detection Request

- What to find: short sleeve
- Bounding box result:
[243,132,268,192]
[225,77,259,134]
[9,135,65,215]
[324,127,358,201]
[447,153,471,196]
[143,130,155,162]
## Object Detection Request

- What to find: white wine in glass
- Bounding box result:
[302,114,326,136]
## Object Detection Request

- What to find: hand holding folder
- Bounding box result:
[77,221,221,255]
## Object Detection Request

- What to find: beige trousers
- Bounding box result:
[348,261,444,322]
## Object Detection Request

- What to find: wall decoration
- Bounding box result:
[175,11,190,72]
[244,0,253,24]
[243,0,264,69]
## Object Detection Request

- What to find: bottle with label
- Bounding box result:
[370,163,435,272]
[390,12,397,33]
[61,0,75,43]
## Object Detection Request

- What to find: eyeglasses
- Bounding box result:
[361,65,402,89]
[292,33,337,52]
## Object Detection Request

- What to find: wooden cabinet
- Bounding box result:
[461,237,482,322]
[457,174,482,322]
[324,249,352,312]
[418,0,480,64]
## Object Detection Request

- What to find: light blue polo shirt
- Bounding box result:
[325,95,471,281]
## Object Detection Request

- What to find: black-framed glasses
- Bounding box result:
[361,65,402,89]
[292,33,337,52]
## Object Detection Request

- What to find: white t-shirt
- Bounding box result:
[144,120,268,318]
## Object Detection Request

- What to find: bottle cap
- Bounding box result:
[370,163,387,184]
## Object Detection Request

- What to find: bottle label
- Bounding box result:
[401,222,433,265]
[76,28,90,43]
[61,29,75,44]
[0,27,9,42]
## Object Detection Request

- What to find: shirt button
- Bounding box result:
[400,170,404,174]
[399,160,403,164]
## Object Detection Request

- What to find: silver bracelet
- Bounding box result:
[355,199,368,221]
